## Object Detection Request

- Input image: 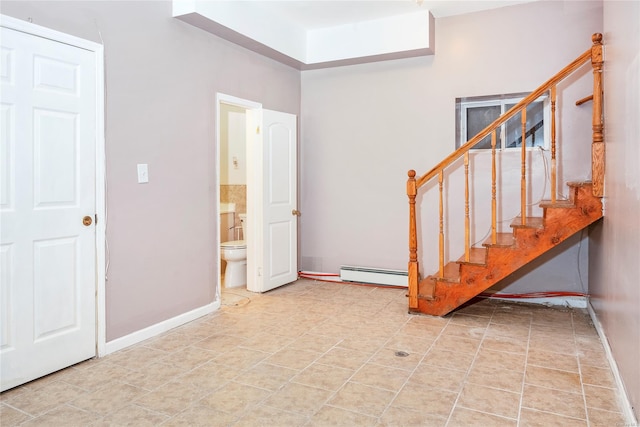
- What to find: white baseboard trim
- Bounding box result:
[587,302,638,425]
[102,299,221,356]
[486,296,588,308]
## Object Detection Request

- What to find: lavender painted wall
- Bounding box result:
[591,1,640,420]
[300,1,602,296]
[1,1,301,341]
[5,0,636,415]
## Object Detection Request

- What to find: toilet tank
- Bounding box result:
[220,203,236,243]
[239,213,246,240]
[220,213,235,243]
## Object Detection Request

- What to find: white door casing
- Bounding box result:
[216,94,261,300]
[0,18,104,391]
[251,109,298,292]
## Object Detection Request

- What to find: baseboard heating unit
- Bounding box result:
[339,265,408,287]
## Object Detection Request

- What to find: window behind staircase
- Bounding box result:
[456,92,550,150]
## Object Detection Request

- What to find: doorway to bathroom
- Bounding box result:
[216,94,299,298]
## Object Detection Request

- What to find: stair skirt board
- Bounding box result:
[340,265,408,287]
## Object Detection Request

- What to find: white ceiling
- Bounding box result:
[174,0,537,69]
[247,1,536,29]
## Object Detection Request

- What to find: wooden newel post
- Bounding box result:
[591,33,605,197]
[407,170,419,309]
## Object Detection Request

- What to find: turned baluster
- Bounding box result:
[591,33,604,197]
[464,153,470,262]
[438,171,444,277]
[521,108,527,225]
[407,170,418,309]
[551,85,557,204]
[491,130,497,244]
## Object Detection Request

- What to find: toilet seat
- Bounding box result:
[221,240,246,249]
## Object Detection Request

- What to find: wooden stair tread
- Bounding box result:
[457,247,487,265]
[565,181,596,204]
[539,199,575,209]
[429,262,460,283]
[510,216,544,229]
[566,180,593,188]
[483,233,515,248]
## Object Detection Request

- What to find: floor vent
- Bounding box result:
[339,265,408,287]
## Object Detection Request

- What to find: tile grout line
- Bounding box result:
[443,305,498,427]
[443,307,488,426]
[218,283,405,424]
[515,309,533,427]
[236,305,341,422]
[376,313,452,424]
[2,284,629,427]
[156,290,297,425]
[309,295,421,423]
[575,310,593,427]
[297,290,453,423]
[519,308,599,425]
[0,401,36,423]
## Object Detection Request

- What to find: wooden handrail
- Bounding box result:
[576,94,593,106]
[415,48,592,189]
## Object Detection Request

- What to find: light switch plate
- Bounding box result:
[137,164,149,183]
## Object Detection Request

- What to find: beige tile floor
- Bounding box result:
[0,279,631,426]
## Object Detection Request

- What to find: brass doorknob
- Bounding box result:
[82,216,93,226]
[292,209,301,216]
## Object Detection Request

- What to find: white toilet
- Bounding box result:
[221,213,247,288]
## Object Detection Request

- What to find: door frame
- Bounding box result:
[215,93,261,298]
[0,15,107,356]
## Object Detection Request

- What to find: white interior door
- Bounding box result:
[0,25,97,391]
[250,109,297,292]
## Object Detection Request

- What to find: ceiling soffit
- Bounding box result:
[173,1,435,70]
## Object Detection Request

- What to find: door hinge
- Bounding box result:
[256,126,260,134]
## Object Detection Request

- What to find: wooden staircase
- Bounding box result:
[413,181,602,316]
[406,34,605,316]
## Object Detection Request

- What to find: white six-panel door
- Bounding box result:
[259,110,298,292]
[0,25,97,391]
